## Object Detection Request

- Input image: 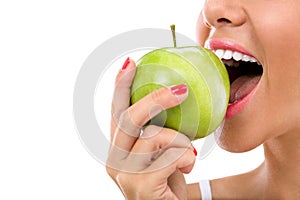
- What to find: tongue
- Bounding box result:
[229,75,261,103]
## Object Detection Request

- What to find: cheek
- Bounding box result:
[258,28,300,133]
[250,1,300,65]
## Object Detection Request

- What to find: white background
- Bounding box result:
[0,0,264,199]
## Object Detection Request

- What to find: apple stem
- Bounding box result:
[170,24,177,48]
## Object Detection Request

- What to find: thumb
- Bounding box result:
[168,169,188,200]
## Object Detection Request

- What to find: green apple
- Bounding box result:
[130,26,230,140]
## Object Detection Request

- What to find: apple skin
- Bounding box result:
[130,46,230,140]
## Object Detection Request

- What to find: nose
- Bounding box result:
[202,0,246,28]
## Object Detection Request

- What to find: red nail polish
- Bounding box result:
[193,147,197,156]
[170,84,187,95]
[122,57,130,70]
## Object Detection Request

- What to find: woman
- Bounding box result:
[106,0,300,199]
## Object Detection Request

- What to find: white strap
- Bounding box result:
[199,179,212,200]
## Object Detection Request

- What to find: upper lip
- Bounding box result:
[205,38,264,86]
[205,38,260,62]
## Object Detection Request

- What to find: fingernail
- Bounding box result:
[170,84,187,95]
[121,57,130,70]
[193,146,198,156]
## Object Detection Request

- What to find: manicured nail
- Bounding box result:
[121,57,130,70]
[170,84,187,95]
[192,146,198,156]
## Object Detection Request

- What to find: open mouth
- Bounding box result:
[212,49,263,104]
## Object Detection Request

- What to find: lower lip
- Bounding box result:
[225,84,259,119]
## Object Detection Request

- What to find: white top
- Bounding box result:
[199,179,212,200]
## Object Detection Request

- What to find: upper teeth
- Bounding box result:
[212,49,261,66]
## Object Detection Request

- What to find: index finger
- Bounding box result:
[112,83,188,156]
[110,58,136,139]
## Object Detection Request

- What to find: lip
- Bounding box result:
[205,38,255,58]
[205,38,261,118]
[225,83,259,119]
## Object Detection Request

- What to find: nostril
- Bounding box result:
[217,18,232,24]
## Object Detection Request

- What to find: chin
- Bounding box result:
[214,118,265,153]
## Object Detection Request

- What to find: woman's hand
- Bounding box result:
[106,58,196,200]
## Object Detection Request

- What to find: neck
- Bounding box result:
[260,129,300,199]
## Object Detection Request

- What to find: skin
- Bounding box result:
[107,0,300,199]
